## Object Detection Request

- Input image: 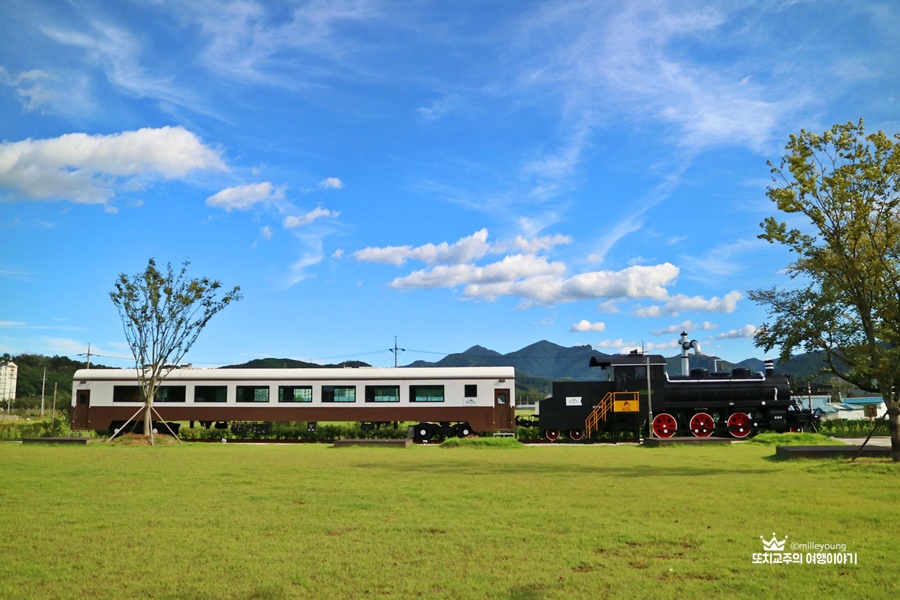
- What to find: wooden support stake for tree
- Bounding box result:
[104,405,146,443]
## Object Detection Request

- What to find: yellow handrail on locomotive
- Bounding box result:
[585,391,640,438]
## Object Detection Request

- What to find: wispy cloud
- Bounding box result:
[283,207,340,228]
[651,320,718,335]
[717,324,757,339]
[206,182,286,212]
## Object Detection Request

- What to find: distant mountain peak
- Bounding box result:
[461,345,502,357]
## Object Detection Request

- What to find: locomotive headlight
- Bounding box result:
[761,400,766,405]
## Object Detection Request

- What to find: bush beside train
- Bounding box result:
[527,353,816,441]
[70,366,516,442]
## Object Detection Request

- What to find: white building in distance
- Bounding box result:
[0,360,17,411]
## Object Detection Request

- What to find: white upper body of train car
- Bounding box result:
[72,366,515,408]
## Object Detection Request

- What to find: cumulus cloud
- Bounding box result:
[633,290,742,317]
[354,229,493,266]
[0,126,226,206]
[717,324,757,339]
[392,261,680,306]
[206,182,285,211]
[390,254,566,291]
[283,207,340,228]
[569,320,605,333]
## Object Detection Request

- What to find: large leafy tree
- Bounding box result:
[110,259,241,443]
[750,119,900,461]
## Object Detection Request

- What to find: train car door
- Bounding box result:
[72,389,90,430]
[493,389,513,431]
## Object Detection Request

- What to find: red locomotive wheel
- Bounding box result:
[689,413,715,438]
[651,413,678,438]
[545,429,560,442]
[569,429,584,441]
[727,412,752,438]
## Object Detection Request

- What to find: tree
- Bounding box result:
[750,119,900,461]
[110,259,241,443]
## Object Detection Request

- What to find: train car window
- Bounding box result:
[279,386,312,402]
[237,386,270,403]
[322,386,356,402]
[464,384,477,397]
[195,386,227,403]
[156,386,186,403]
[365,385,400,402]
[113,386,142,402]
[410,385,444,402]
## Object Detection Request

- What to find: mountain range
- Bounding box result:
[406,340,772,379]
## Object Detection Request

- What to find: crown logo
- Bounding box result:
[760,533,787,552]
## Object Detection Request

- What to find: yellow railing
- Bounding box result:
[585,391,640,438]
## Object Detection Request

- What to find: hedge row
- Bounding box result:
[816,418,890,437]
[0,417,76,440]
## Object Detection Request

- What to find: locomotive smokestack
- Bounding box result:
[679,331,702,376]
[764,359,774,375]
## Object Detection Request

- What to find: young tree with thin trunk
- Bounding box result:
[110,259,241,443]
[750,119,900,461]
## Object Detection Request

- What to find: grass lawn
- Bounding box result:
[0,441,896,599]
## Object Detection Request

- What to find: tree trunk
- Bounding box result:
[143,401,154,445]
[888,402,900,463]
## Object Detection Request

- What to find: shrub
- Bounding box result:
[816,419,888,437]
[749,432,845,446]
[440,437,524,449]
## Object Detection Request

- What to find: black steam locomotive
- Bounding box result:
[532,352,815,441]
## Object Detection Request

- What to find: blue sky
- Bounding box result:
[1,0,898,368]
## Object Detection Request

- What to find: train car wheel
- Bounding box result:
[689,413,715,438]
[727,412,752,438]
[568,429,584,441]
[413,423,436,443]
[454,423,472,438]
[545,429,560,442]
[651,414,677,438]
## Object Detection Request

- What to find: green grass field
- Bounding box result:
[1,441,896,599]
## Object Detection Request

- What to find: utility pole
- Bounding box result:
[41,368,46,416]
[389,336,405,368]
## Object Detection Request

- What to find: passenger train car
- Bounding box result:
[71,366,516,442]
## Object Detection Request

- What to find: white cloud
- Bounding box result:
[0,127,226,206]
[319,177,343,189]
[510,233,573,254]
[390,254,565,291]
[417,93,462,121]
[651,320,718,335]
[0,67,54,112]
[283,206,340,228]
[570,319,605,333]
[391,261,680,306]
[354,229,492,266]
[634,290,742,317]
[206,182,285,211]
[717,324,757,339]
